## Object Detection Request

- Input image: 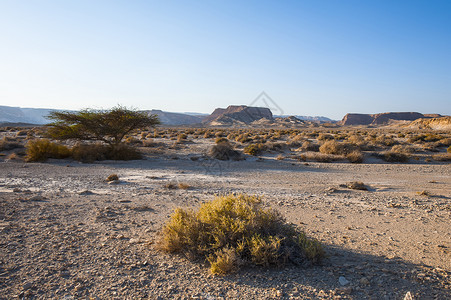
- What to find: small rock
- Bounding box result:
[79,190,95,195]
[339,276,350,286]
[29,195,46,201]
[22,282,32,290]
[359,277,370,285]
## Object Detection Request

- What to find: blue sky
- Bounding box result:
[0,0,450,119]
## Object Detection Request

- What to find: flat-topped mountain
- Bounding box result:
[340,112,442,126]
[203,105,273,125]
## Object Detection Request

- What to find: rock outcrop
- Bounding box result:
[340,112,440,126]
[203,105,273,125]
[404,116,451,130]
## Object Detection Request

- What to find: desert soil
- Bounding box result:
[0,151,450,299]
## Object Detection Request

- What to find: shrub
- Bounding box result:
[215,137,229,144]
[382,151,409,163]
[346,181,367,190]
[209,141,243,161]
[71,143,108,162]
[25,139,71,162]
[299,141,320,152]
[319,140,356,155]
[448,146,451,153]
[301,152,343,163]
[390,144,417,154]
[157,194,324,275]
[106,174,119,182]
[0,137,24,151]
[243,143,267,156]
[346,151,364,163]
[432,153,451,161]
[317,133,334,141]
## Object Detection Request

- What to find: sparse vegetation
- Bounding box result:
[25,139,71,162]
[209,140,242,161]
[158,194,324,275]
[346,181,367,190]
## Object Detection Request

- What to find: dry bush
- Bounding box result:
[299,141,320,152]
[287,134,305,147]
[317,133,334,141]
[71,143,108,162]
[382,151,409,163]
[243,143,267,156]
[448,146,451,153]
[178,183,191,190]
[319,140,357,155]
[346,151,364,163]
[374,135,397,147]
[235,133,251,143]
[390,144,417,154]
[16,130,29,136]
[157,194,324,275]
[72,143,141,162]
[432,153,451,162]
[209,141,243,161]
[346,181,367,190]
[125,136,143,146]
[106,174,119,182]
[265,142,286,152]
[25,139,71,162]
[302,152,343,163]
[215,137,229,144]
[0,137,24,151]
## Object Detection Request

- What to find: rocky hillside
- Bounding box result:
[404,116,451,130]
[340,112,440,126]
[203,105,273,125]
[145,110,204,125]
[0,105,54,125]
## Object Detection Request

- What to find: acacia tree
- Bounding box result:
[46,106,160,148]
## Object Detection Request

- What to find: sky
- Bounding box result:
[0,0,450,120]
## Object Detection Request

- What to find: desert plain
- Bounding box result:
[0,126,450,299]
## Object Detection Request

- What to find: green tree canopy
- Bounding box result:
[46,106,160,146]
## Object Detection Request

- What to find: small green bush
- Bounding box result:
[25,139,71,162]
[158,194,324,275]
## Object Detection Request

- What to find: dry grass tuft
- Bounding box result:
[106,174,119,182]
[157,194,324,275]
[346,181,367,190]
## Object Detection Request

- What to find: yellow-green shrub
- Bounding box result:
[25,139,71,162]
[158,194,324,275]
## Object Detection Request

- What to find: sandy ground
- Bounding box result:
[0,147,450,299]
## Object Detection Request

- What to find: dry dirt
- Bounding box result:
[0,148,450,299]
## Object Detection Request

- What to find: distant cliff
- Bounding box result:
[340,112,440,126]
[203,105,273,125]
[0,105,54,124]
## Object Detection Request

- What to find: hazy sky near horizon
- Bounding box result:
[1,1,450,119]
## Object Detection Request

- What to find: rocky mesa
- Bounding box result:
[203,105,273,125]
[340,112,440,126]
